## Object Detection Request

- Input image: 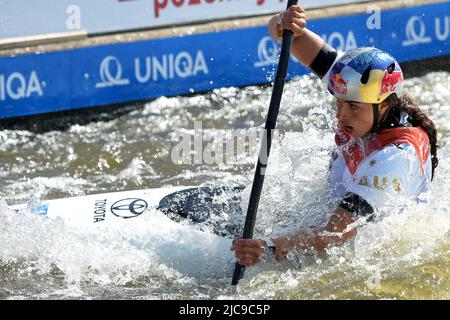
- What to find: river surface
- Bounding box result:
[0,71,449,300]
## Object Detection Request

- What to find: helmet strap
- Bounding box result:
[371,104,379,133]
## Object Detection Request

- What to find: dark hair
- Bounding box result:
[383,93,438,180]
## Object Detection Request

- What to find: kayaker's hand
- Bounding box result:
[269,5,307,41]
[230,239,265,267]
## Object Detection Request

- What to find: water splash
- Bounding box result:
[0,72,449,299]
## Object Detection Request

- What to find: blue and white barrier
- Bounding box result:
[0,1,448,119]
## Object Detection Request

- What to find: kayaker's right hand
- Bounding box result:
[269,5,307,41]
[230,239,265,267]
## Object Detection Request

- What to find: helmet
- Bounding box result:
[327,47,404,104]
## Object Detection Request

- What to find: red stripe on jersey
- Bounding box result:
[335,127,430,176]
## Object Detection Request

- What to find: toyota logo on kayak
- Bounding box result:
[111,198,148,219]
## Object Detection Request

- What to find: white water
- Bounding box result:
[0,72,449,299]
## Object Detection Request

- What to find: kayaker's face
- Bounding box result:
[336,99,374,138]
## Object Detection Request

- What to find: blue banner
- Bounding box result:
[0,1,448,119]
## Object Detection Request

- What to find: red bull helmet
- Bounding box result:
[327,47,404,104]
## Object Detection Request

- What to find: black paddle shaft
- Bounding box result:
[231,0,298,286]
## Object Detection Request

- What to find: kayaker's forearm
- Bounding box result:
[291,29,325,67]
[271,208,358,257]
[272,229,355,258]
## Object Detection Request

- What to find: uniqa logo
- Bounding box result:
[95,51,209,88]
[0,71,44,101]
[402,16,432,46]
[95,56,130,88]
[134,51,209,83]
[254,36,280,67]
[322,31,358,52]
[254,36,300,69]
[110,198,148,219]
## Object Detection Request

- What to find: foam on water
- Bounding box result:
[0,202,238,299]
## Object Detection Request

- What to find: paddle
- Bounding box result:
[231,0,298,286]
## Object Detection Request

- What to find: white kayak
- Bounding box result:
[8,185,264,278]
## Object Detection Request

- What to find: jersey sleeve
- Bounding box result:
[343,143,423,210]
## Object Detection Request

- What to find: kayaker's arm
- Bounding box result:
[270,207,357,260]
[231,207,358,267]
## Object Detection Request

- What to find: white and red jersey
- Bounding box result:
[328,127,432,210]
